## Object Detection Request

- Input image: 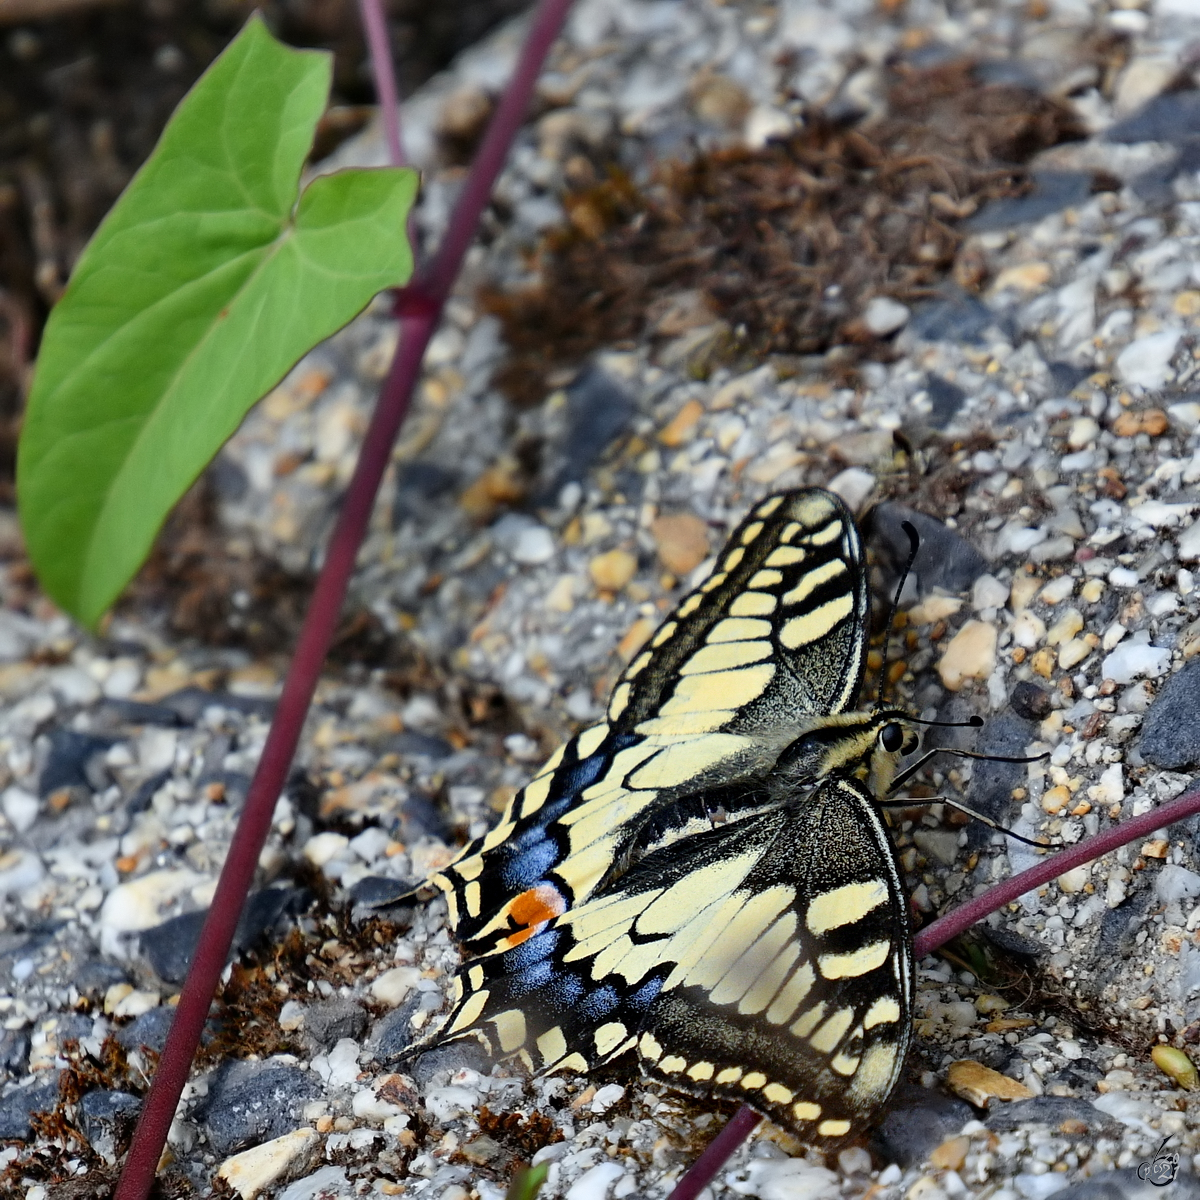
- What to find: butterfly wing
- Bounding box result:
[429,488,872,952]
[428,775,913,1142]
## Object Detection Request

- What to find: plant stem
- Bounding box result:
[666,779,1200,1200]
[357,0,405,168]
[113,1,576,1195]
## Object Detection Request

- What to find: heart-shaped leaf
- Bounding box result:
[18,14,417,627]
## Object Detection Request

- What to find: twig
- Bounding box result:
[667,780,1200,1200]
[113,2,575,1196]
[357,0,405,168]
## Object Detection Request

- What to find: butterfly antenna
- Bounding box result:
[876,520,921,706]
[907,714,984,729]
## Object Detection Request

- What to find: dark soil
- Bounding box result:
[484,58,1094,407]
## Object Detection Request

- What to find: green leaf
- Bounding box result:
[17,14,417,627]
[505,1162,550,1200]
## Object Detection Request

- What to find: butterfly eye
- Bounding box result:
[880,723,905,754]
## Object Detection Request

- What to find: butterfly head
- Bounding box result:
[774,707,921,799]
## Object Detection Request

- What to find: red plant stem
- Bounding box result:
[114,1,575,1196]
[357,0,405,167]
[668,780,1200,1200]
[669,1104,764,1200]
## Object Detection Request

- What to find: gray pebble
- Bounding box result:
[1138,660,1200,769]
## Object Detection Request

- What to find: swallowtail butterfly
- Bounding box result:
[415,488,927,1142]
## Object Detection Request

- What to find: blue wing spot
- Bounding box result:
[501,839,561,892]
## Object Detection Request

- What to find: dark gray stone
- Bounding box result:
[391,461,458,526]
[963,713,1036,847]
[873,1083,974,1167]
[79,1089,141,1157]
[1133,140,1200,204]
[983,922,1050,959]
[304,1000,367,1050]
[1043,1167,1200,1200]
[100,698,185,727]
[924,373,967,429]
[408,1037,491,1087]
[73,958,130,999]
[140,886,303,983]
[908,291,994,344]
[39,729,115,796]
[127,769,172,814]
[870,504,988,597]
[1046,361,1090,394]
[1106,91,1200,146]
[1010,680,1052,721]
[198,1063,320,1155]
[382,730,454,760]
[117,1006,175,1055]
[985,1095,1123,1135]
[966,171,1093,231]
[0,1074,61,1139]
[551,365,637,492]
[159,686,276,723]
[1139,660,1200,769]
[368,993,426,1063]
[0,1029,27,1077]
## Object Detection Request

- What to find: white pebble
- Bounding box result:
[1101,642,1170,683]
[1116,328,1183,389]
[1157,865,1200,904]
[513,525,556,565]
[1107,566,1140,588]
[863,296,910,335]
[591,1083,625,1112]
[303,832,350,867]
[370,965,423,1007]
[424,1085,479,1123]
[0,850,44,899]
[1,787,39,834]
[973,574,1009,611]
[566,1163,626,1200]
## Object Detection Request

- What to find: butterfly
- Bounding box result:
[412,488,925,1141]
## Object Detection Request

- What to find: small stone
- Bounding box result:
[1115,331,1183,390]
[863,296,911,335]
[1169,400,1200,431]
[1046,608,1083,647]
[1179,519,1200,563]
[1139,660,1200,767]
[875,504,987,594]
[658,398,704,446]
[370,966,423,1007]
[1115,55,1177,116]
[937,621,997,691]
[0,1076,62,1139]
[79,1090,140,1163]
[1010,574,1041,612]
[1058,637,1092,669]
[973,574,1009,611]
[438,85,492,143]
[1057,866,1090,893]
[993,262,1052,293]
[1011,681,1052,720]
[303,832,349,868]
[651,513,710,576]
[512,526,556,565]
[565,1163,628,1200]
[199,1063,320,1154]
[1042,786,1070,815]
[111,989,160,1019]
[690,74,752,128]
[1151,1045,1199,1091]
[1081,578,1104,603]
[1102,641,1170,684]
[1,787,38,834]
[1031,648,1055,678]
[827,467,876,513]
[1067,417,1099,449]
[946,1060,1033,1106]
[929,1135,970,1171]
[1011,611,1047,649]
[589,549,637,592]
[461,1134,502,1164]
[908,595,963,625]
[875,1083,975,1168]
[217,1129,319,1200]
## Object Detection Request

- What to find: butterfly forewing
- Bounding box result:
[427,489,871,952]
[431,776,913,1141]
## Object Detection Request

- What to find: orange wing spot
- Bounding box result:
[509,884,567,928]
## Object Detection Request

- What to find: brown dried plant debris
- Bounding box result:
[476,1105,565,1160]
[484,60,1085,406]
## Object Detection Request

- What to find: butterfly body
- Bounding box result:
[415,488,917,1142]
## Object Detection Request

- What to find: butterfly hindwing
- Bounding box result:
[428,488,871,953]
[609,489,870,737]
[431,775,913,1141]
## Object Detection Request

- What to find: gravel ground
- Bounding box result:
[12,0,1200,1196]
